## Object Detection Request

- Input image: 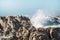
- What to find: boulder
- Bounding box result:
[50,27,60,40]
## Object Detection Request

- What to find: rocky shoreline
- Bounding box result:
[0,16,60,40]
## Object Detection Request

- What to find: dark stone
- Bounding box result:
[50,28,60,40]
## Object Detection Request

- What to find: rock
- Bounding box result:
[0,16,32,40]
[0,16,60,40]
[29,28,50,40]
[50,27,60,40]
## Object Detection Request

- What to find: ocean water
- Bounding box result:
[31,9,60,28]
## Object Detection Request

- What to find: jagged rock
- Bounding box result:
[50,27,60,40]
[0,16,33,40]
[46,27,52,40]
[29,28,50,40]
[0,24,3,36]
[0,16,60,40]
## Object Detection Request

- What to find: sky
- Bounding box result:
[0,0,60,17]
[0,0,60,28]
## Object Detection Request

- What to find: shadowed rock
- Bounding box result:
[50,27,60,40]
[29,28,50,40]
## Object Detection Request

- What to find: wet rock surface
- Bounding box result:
[0,16,60,40]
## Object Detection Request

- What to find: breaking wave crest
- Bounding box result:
[31,9,60,28]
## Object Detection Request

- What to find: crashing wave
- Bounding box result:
[31,9,60,28]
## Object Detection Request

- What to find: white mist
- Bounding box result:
[31,9,60,28]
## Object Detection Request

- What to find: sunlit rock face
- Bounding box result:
[0,16,33,40]
[0,16,60,40]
